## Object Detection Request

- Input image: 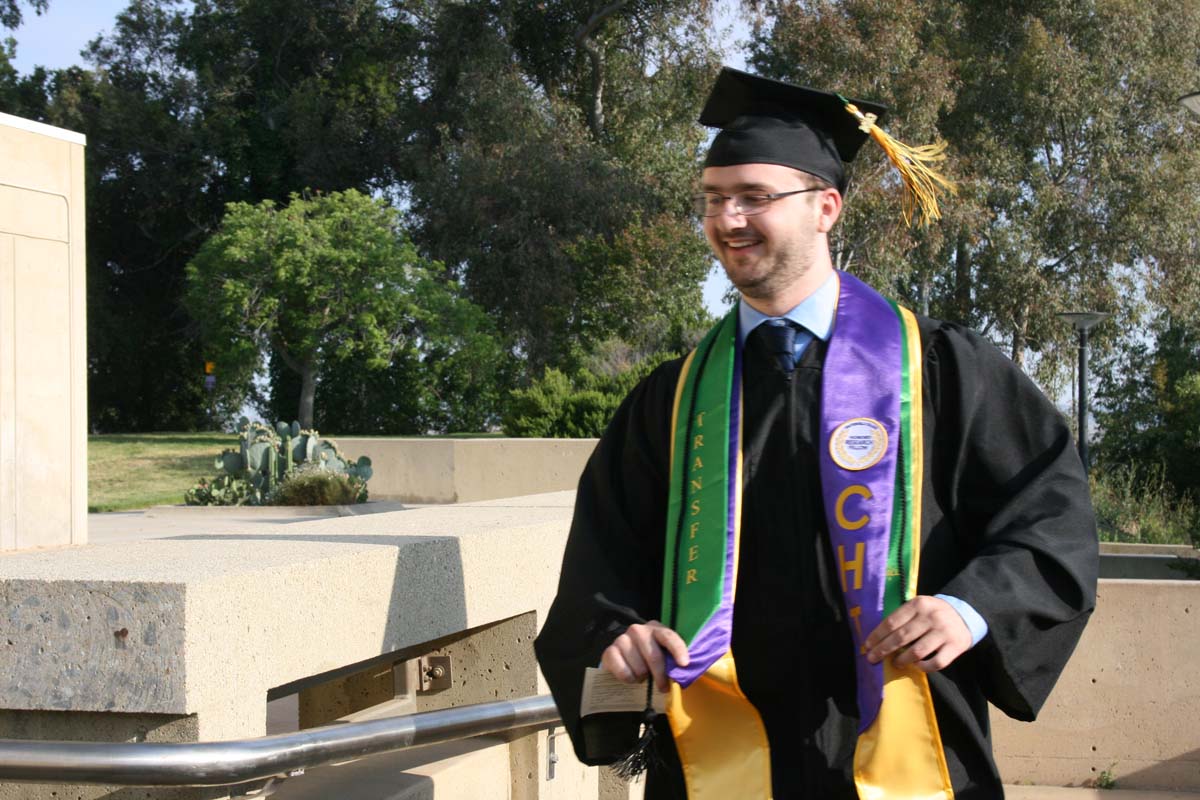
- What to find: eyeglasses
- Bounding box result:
[690,188,823,217]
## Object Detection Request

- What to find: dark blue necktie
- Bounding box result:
[759,319,800,374]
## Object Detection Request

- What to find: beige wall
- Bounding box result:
[0,113,87,551]
[335,437,597,504]
[993,579,1200,791]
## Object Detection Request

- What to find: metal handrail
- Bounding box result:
[0,694,560,786]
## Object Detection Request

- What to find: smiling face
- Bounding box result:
[701,162,842,314]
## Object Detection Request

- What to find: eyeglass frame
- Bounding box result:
[690,187,824,217]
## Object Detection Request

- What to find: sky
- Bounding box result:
[6,0,741,317]
[7,0,127,73]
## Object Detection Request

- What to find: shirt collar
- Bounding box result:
[737,270,838,345]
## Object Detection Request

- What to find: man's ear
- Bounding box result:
[816,188,843,233]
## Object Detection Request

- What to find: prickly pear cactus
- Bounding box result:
[187,418,373,505]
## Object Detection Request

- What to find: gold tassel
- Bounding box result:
[840,97,956,226]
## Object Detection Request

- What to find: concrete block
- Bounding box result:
[1099,543,1198,559]
[599,769,646,800]
[2,579,187,712]
[268,735,513,800]
[333,438,596,503]
[1098,553,1198,580]
[0,112,88,552]
[993,580,1200,791]
[0,493,578,797]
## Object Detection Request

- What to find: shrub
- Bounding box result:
[503,369,624,438]
[1090,465,1200,547]
[269,465,368,506]
[502,352,676,438]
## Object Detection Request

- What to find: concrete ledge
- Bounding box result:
[332,438,596,504]
[143,500,409,518]
[0,492,576,742]
[1007,789,1200,799]
[1099,553,1199,580]
[1100,543,1198,558]
[993,580,1200,792]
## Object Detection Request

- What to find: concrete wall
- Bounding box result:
[0,492,594,799]
[0,113,87,551]
[993,579,1200,791]
[334,437,597,504]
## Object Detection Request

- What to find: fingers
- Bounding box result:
[863,596,972,673]
[651,624,690,668]
[600,621,690,692]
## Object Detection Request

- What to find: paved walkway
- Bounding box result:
[88,500,411,544]
[1007,789,1200,799]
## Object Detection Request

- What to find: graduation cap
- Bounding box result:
[699,68,955,226]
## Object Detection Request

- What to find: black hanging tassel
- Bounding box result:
[611,681,660,780]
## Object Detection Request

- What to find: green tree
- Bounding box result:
[30,0,425,430]
[1095,318,1200,499]
[11,0,723,429]
[411,0,718,371]
[746,0,1200,388]
[0,0,47,29]
[185,189,497,429]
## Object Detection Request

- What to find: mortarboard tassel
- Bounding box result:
[838,95,956,226]
[610,679,661,781]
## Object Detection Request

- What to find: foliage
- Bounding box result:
[89,432,237,512]
[268,464,367,506]
[19,0,1200,449]
[1095,764,1117,790]
[1094,319,1200,501]
[411,0,718,371]
[185,190,493,428]
[0,0,47,30]
[4,0,425,430]
[503,350,675,438]
[503,368,623,439]
[8,0,719,430]
[273,270,511,435]
[745,0,1200,386]
[1089,465,1200,547]
[184,473,258,506]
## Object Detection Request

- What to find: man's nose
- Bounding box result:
[709,204,749,231]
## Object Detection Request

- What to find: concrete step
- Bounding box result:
[1007,787,1200,799]
[266,735,511,799]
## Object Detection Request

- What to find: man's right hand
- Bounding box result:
[601,621,690,692]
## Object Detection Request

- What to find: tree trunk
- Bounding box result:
[954,232,970,324]
[298,363,317,430]
[575,1,630,139]
[1010,306,1028,368]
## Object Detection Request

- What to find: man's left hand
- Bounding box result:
[863,595,972,672]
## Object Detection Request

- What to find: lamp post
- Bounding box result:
[1057,312,1109,474]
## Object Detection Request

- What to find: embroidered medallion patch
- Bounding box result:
[829,418,888,471]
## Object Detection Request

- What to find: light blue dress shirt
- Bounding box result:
[735,272,988,647]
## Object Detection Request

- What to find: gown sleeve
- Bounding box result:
[533,359,683,764]
[921,322,1100,721]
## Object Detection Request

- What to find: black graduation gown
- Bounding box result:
[534,315,1099,800]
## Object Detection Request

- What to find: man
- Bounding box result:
[534,68,1098,800]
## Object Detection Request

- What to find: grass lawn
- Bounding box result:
[88,432,237,512]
